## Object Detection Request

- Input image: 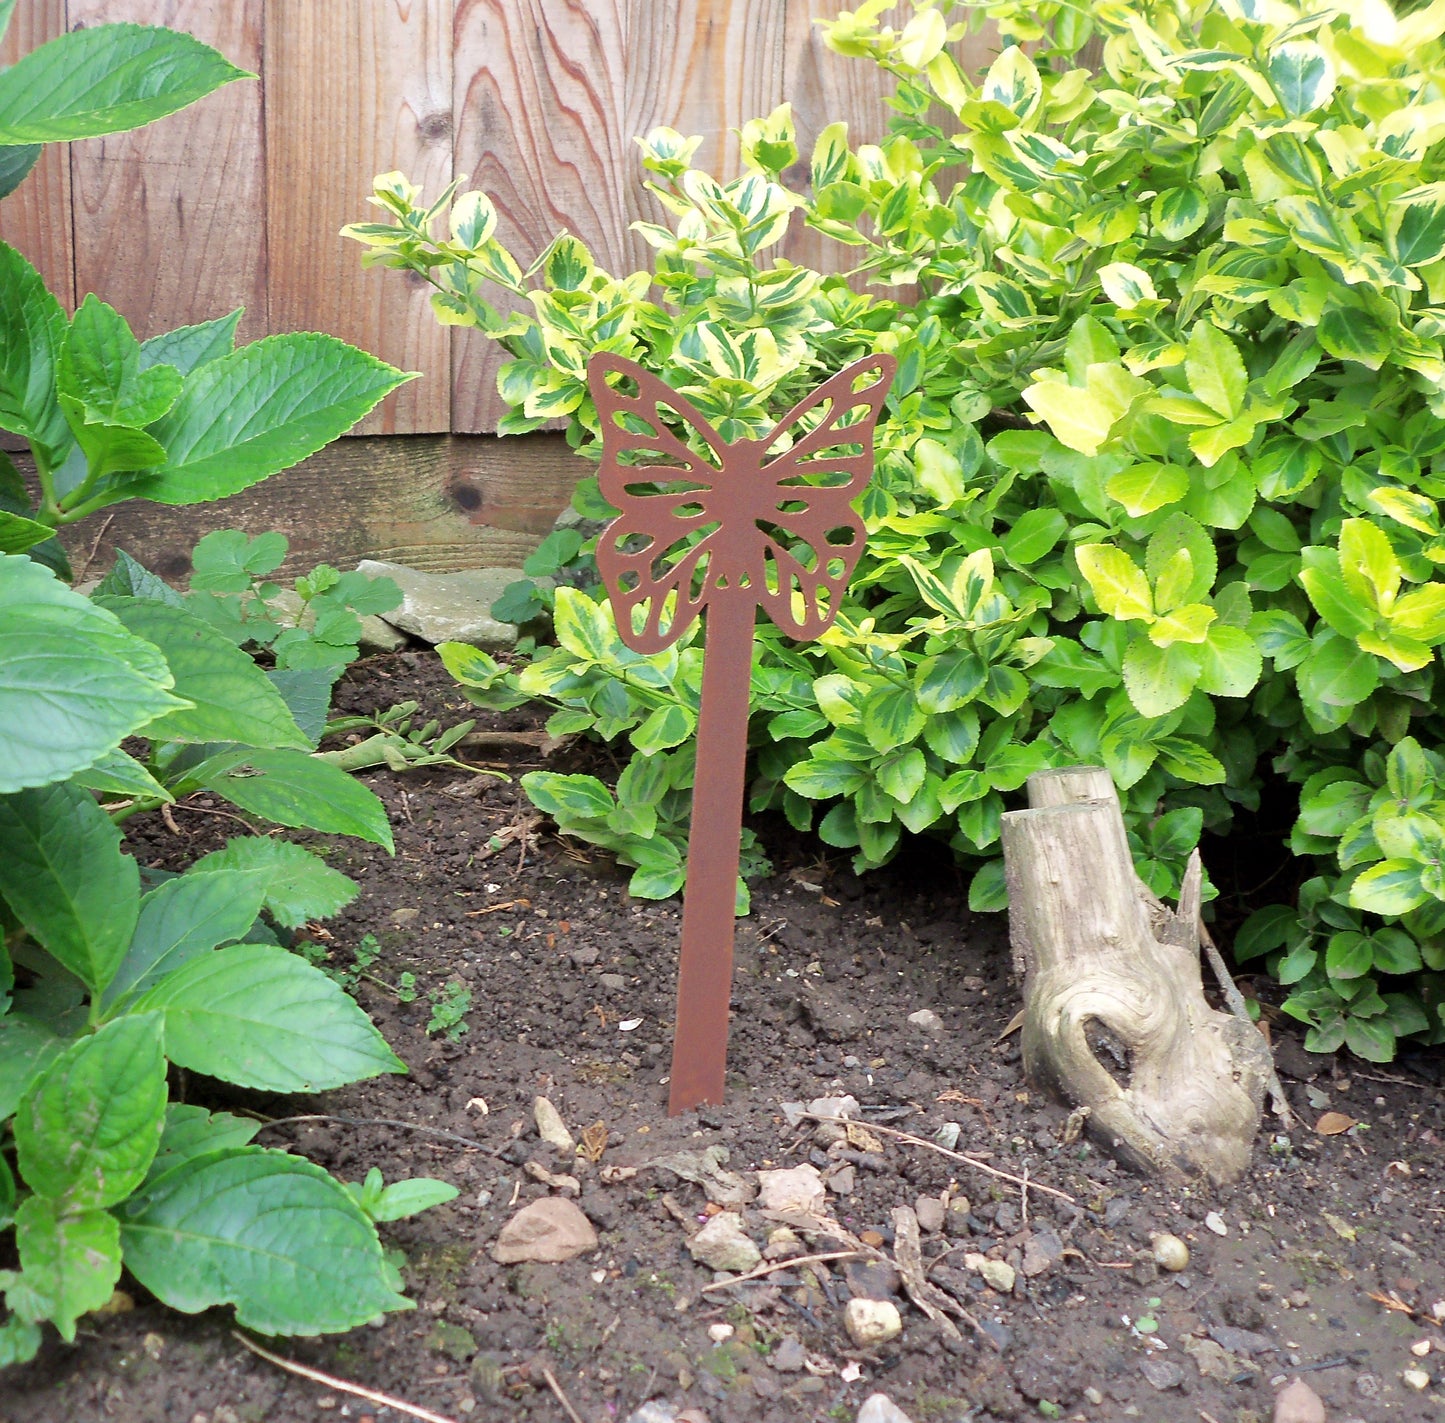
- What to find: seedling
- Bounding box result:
[426,980,472,1040]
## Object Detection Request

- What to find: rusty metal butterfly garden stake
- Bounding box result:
[586,350,896,1114]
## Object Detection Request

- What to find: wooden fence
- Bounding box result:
[1,2,994,575]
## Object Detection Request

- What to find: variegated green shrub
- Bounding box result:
[348,0,1445,1059]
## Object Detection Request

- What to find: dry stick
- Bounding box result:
[250,1112,507,1158]
[1197,917,1297,1127]
[232,1331,461,1423]
[539,1367,586,1423]
[805,1115,1075,1204]
[701,1250,865,1293]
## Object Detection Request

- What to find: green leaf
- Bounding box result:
[1194,624,1262,697]
[367,1177,459,1223]
[190,836,357,930]
[0,505,58,554]
[0,24,250,143]
[921,706,981,763]
[0,143,40,200]
[1185,321,1246,420]
[783,757,869,800]
[119,1146,412,1333]
[1154,736,1225,785]
[105,869,267,1005]
[1325,931,1373,981]
[875,746,926,803]
[1076,544,1152,620]
[913,438,968,504]
[1234,904,1295,961]
[1106,462,1188,517]
[0,1014,64,1121]
[1349,860,1430,916]
[630,703,695,753]
[521,771,615,821]
[1122,638,1200,717]
[1317,292,1394,370]
[1268,40,1335,117]
[0,555,186,791]
[1152,185,1208,241]
[552,586,617,661]
[135,944,406,1091]
[16,1013,166,1209]
[1297,632,1378,718]
[0,242,71,461]
[59,294,181,428]
[100,596,308,749]
[139,310,242,376]
[1001,507,1066,564]
[8,1199,120,1341]
[967,859,1009,913]
[1342,1015,1395,1063]
[148,1103,262,1181]
[1149,806,1203,861]
[190,748,394,851]
[1298,548,1373,637]
[0,783,138,993]
[860,684,925,753]
[915,649,986,713]
[135,334,412,505]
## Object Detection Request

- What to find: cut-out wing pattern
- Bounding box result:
[589,353,897,653]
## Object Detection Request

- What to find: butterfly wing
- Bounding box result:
[749,355,896,640]
[588,353,731,653]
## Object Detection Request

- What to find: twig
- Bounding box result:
[1198,918,1297,1127]
[249,1112,506,1157]
[701,1250,864,1293]
[232,1331,461,1423]
[71,513,115,583]
[1199,1411,1226,1423]
[805,1115,1075,1203]
[539,1366,585,1423]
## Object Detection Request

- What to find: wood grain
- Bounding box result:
[0,0,74,310]
[45,433,581,580]
[264,0,454,435]
[66,0,267,342]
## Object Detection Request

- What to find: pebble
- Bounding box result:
[769,1335,806,1373]
[687,1213,761,1274]
[707,1323,733,1343]
[825,1164,856,1195]
[1354,1373,1381,1398]
[856,1394,915,1423]
[491,1198,597,1263]
[914,1195,946,1233]
[906,1009,943,1032]
[844,1298,902,1347]
[1083,1387,1104,1405]
[1204,1211,1228,1236]
[1151,1233,1190,1272]
[843,1259,901,1301]
[1021,1228,1063,1277]
[599,972,626,989]
[964,1253,1016,1293]
[570,946,600,967]
[763,1226,802,1261]
[1139,1358,1184,1391]
[625,1404,678,1423]
[1412,1338,1432,1356]
[808,1093,861,1121]
[1403,1368,1431,1390]
[756,1164,825,1214]
[1273,1378,1325,1423]
[533,1097,574,1153]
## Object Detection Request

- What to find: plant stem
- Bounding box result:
[667,593,754,1114]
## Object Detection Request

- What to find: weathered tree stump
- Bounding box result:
[1001,767,1271,1186]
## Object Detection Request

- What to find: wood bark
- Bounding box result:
[1001,767,1271,1187]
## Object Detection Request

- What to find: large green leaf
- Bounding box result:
[147,1104,262,1182]
[190,836,358,929]
[99,596,308,750]
[190,747,393,849]
[104,869,268,1005]
[59,294,181,428]
[0,143,40,200]
[8,1199,121,1341]
[15,1014,167,1210]
[0,783,139,993]
[135,334,413,505]
[139,309,242,376]
[0,242,71,462]
[135,944,406,1091]
[0,1014,63,1120]
[0,24,251,144]
[0,506,59,554]
[119,1146,412,1334]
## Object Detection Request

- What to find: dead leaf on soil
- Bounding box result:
[1368,1290,1420,1317]
[1314,1111,1358,1135]
[599,1164,637,1184]
[580,1122,608,1162]
[1320,1211,1356,1242]
[845,1122,884,1153]
[995,1009,1025,1043]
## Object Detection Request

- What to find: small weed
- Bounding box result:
[427,980,472,1040]
[397,971,418,1003]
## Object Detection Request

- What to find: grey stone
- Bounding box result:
[906,1009,943,1032]
[687,1212,761,1273]
[843,1259,901,1301]
[625,1404,678,1423]
[570,946,600,967]
[1139,1358,1184,1391]
[802,989,865,1043]
[599,972,627,989]
[356,560,526,650]
[1021,1228,1064,1277]
[1210,1324,1274,1357]
[856,1394,915,1423]
[769,1335,806,1373]
[914,1195,946,1233]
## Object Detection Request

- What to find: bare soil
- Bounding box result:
[3,651,1442,1423]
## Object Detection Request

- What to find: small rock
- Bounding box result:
[976,1318,1012,1351]
[843,1259,901,1301]
[1211,1324,1274,1357]
[763,1226,803,1260]
[770,1335,806,1373]
[914,1195,946,1233]
[491,1197,598,1263]
[626,1404,679,1423]
[357,560,525,650]
[570,946,600,967]
[1205,1211,1228,1236]
[1273,1378,1325,1423]
[943,1198,972,1237]
[599,972,627,989]
[1412,1338,1432,1356]
[687,1213,761,1274]
[856,1393,915,1423]
[756,1165,825,1215]
[533,1097,575,1153]
[1403,1368,1431,1391]
[1083,1387,1104,1405]
[1151,1233,1190,1272]
[906,1009,943,1032]
[802,990,865,1043]
[1355,1373,1381,1398]
[807,1093,860,1122]
[824,1164,855,1196]
[1021,1228,1063,1277]
[390,907,420,925]
[964,1255,1015,1293]
[707,1323,733,1343]
[1183,1336,1254,1382]
[1139,1358,1184,1391]
[780,1101,808,1128]
[844,1298,902,1348]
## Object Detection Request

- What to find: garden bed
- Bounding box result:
[3,651,1443,1423]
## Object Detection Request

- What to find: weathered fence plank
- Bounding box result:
[0,0,74,309]
[265,0,454,435]
[67,0,269,343]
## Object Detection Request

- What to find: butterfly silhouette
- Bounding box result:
[588,352,897,654]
